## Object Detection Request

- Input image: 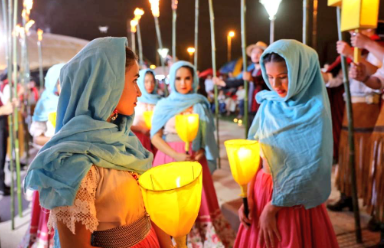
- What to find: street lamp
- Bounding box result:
[187,47,195,63]
[227,30,235,62]
[260,0,282,44]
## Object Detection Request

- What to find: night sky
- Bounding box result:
[11,0,384,70]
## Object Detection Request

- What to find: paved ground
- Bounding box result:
[0,120,381,247]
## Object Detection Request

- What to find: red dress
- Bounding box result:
[235,170,339,248]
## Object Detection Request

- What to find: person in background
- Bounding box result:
[236,85,245,119]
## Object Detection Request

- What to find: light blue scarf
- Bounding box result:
[150,61,219,173]
[24,37,153,210]
[137,69,161,104]
[32,63,65,122]
[248,40,333,209]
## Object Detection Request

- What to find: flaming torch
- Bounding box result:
[171,0,178,59]
[130,19,138,53]
[37,29,44,91]
[134,8,145,67]
[149,0,169,96]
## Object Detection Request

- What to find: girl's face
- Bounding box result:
[175,67,193,95]
[144,73,156,94]
[116,61,142,116]
[265,61,289,98]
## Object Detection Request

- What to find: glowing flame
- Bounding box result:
[260,0,282,20]
[134,8,145,20]
[228,31,235,38]
[149,0,160,17]
[23,0,33,13]
[14,24,24,37]
[130,19,138,33]
[37,29,43,41]
[25,20,35,32]
[171,0,178,10]
[187,47,195,55]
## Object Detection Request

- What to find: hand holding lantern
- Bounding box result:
[175,113,199,154]
[224,139,260,221]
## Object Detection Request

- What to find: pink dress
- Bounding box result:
[234,169,339,248]
[133,102,156,155]
[153,112,236,248]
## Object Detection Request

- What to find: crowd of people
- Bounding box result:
[0,25,384,248]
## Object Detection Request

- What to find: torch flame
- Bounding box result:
[134,8,145,19]
[130,19,138,33]
[37,29,43,41]
[23,0,33,14]
[171,0,178,10]
[149,0,160,17]
[25,20,35,32]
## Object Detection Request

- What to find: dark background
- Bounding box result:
[8,0,384,70]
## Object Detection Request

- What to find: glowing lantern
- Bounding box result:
[340,0,380,62]
[143,110,153,129]
[224,139,260,217]
[48,112,57,128]
[327,0,341,7]
[175,114,199,153]
[139,162,203,248]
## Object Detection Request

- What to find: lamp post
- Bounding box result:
[227,31,235,62]
[187,47,195,63]
[260,0,282,44]
[149,0,169,96]
[134,8,145,67]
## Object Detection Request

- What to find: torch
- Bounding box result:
[260,0,282,44]
[149,0,169,96]
[134,8,145,67]
[130,19,137,54]
[37,29,44,91]
[171,0,178,59]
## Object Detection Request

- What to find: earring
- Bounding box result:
[111,109,118,121]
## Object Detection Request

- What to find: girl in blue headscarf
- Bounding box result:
[131,69,161,154]
[151,61,235,247]
[24,38,172,248]
[235,40,339,248]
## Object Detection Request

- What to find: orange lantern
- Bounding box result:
[224,139,260,218]
[139,162,203,248]
[175,113,199,153]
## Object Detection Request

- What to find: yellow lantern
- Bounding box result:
[143,110,153,129]
[327,0,341,7]
[224,139,260,218]
[340,0,380,62]
[48,112,57,128]
[139,162,203,248]
[175,114,199,153]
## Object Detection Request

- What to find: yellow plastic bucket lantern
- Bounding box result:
[175,113,199,153]
[143,110,153,129]
[224,139,260,218]
[48,112,57,128]
[340,0,380,62]
[139,162,203,248]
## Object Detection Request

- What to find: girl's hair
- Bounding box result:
[263,52,285,64]
[125,47,137,68]
[180,66,194,78]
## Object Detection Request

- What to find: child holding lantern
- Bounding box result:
[131,68,161,154]
[235,40,339,248]
[151,61,235,247]
[24,38,172,248]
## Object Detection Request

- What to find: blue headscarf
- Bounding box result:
[32,63,65,122]
[150,61,219,173]
[137,69,161,104]
[248,40,333,209]
[24,37,153,210]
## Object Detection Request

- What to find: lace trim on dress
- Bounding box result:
[47,166,99,234]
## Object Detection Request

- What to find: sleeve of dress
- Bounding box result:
[47,166,99,234]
